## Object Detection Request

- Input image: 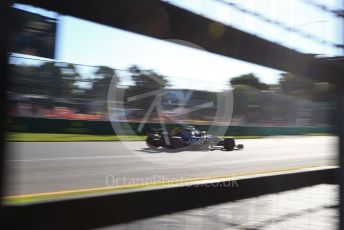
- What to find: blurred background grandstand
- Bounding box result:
[7,55,335,127]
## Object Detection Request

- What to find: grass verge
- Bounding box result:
[6,132,146,141]
[6,132,262,142]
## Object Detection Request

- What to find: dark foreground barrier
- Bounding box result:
[2,167,337,230]
[6,117,334,136]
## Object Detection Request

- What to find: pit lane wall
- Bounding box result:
[6,117,334,136]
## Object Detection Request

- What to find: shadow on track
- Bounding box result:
[136,146,243,154]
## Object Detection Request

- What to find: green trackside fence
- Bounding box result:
[6,117,334,136]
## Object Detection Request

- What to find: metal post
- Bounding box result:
[337,84,344,230]
[0,0,10,203]
[340,2,344,229]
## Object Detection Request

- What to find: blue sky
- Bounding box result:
[14,0,343,91]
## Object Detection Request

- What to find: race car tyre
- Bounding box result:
[223,138,235,151]
[167,136,184,149]
[146,136,161,148]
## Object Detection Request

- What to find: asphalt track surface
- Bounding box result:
[4,136,338,196]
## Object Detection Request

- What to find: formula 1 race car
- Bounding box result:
[146,126,244,151]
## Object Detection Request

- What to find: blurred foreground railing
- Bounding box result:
[2,167,338,230]
[1,0,344,229]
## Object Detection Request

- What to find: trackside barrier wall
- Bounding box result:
[6,117,334,136]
